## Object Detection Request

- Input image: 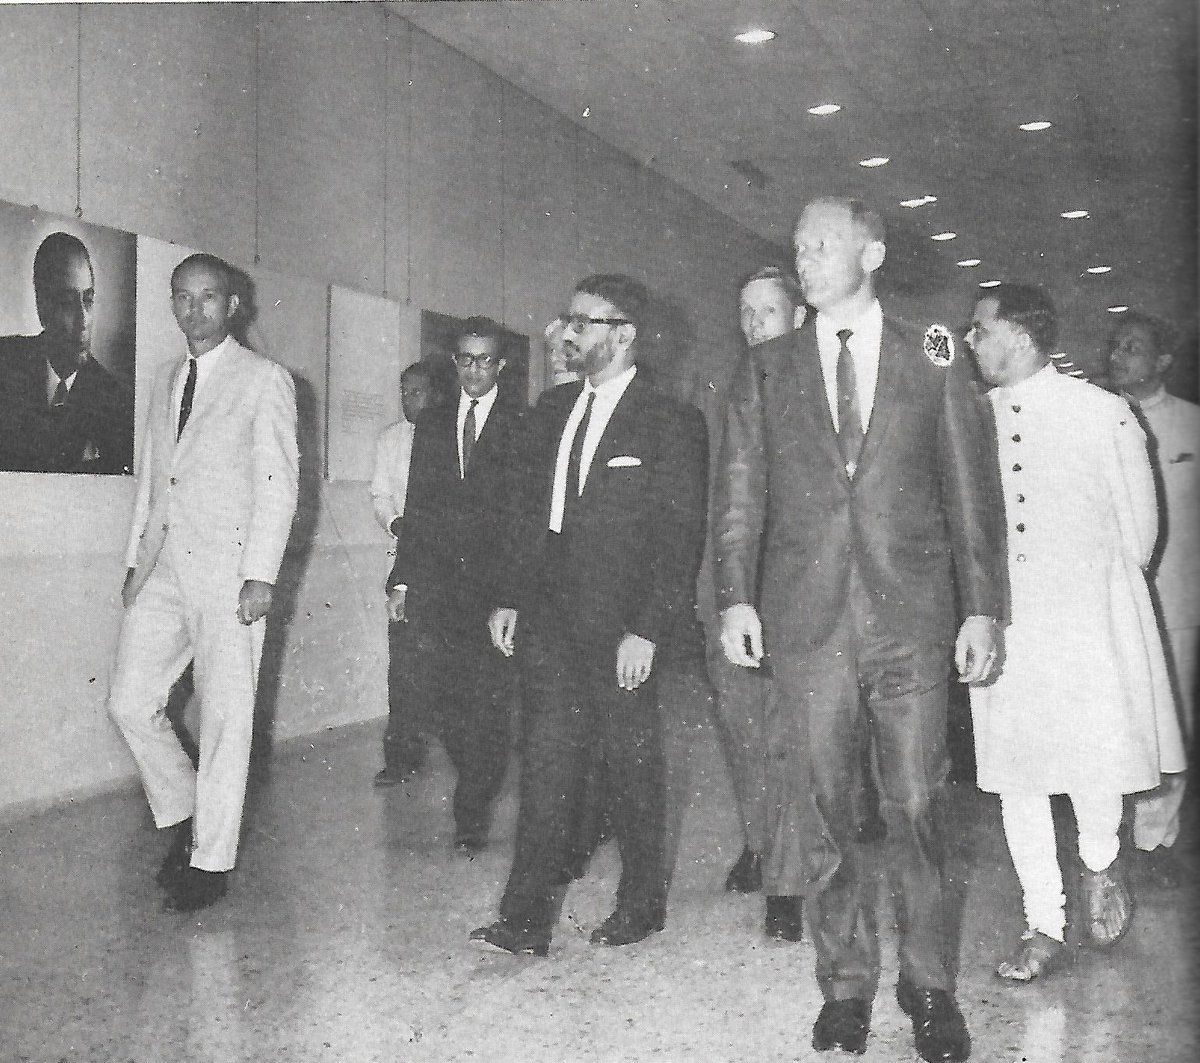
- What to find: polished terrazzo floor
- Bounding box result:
[2,705,1196,1063]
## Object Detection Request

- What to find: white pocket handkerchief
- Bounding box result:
[607,455,642,468]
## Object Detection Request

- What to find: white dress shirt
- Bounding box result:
[548,363,637,533]
[172,334,234,434]
[46,363,77,405]
[369,419,416,534]
[815,299,883,433]
[456,384,499,478]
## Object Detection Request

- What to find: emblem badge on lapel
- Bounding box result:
[923,323,955,367]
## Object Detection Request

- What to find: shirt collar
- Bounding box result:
[584,362,637,400]
[1128,385,1168,411]
[459,384,499,416]
[815,299,882,346]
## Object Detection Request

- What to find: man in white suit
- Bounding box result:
[108,252,299,912]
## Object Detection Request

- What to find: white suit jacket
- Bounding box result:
[124,337,299,603]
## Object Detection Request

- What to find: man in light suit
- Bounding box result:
[471,274,708,956]
[0,231,133,474]
[385,317,523,852]
[716,198,1006,1061]
[107,252,299,912]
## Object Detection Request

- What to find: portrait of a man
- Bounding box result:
[0,205,136,475]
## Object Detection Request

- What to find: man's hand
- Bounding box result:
[955,614,999,684]
[616,633,655,690]
[720,604,764,668]
[237,580,275,625]
[489,608,518,657]
[387,586,407,623]
[121,567,138,608]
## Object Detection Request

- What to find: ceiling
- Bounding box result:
[395,0,1197,368]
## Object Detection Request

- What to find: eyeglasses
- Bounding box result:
[452,352,500,369]
[559,313,631,332]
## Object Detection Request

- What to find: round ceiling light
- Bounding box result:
[808,103,841,116]
[735,28,776,44]
[1107,305,1129,313]
[1019,121,1053,131]
[858,156,890,168]
[931,231,957,241]
[1085,265,1112,274]
[1060,209,1090,219]
[957,258,981,267]
[979,280,1002,288]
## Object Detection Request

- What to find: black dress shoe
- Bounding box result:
[724,846,763,893]
[812,998,871,1054]
[468,921,549,957]
[764,895,804,942]
[155,818,193,888]
[589,909,665,947]
[896,978,971,1062]
[164,867,228,913]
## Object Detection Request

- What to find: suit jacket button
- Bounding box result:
[170,477,178,486]
[1016,553,1026,562]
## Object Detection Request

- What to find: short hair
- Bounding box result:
[740,265,802,306]
[170,252,235,291]
[33,232,91,292]
[456,315,504,347]
[801,196,887,244]
[575,273,649,334]
[989,283,1058,355]
[1109,309,1178,359]
[401,361,434,386]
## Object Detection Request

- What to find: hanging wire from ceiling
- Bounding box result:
[74,4,83,218]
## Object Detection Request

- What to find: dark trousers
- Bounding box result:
[390,613,512,839]
[382,619,428,772]
[498,623,668,937]
[789,573,957,1001]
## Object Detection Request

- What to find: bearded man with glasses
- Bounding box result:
[471,274,708,956]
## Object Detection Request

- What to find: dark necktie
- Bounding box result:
[50,379,68,408]
[462,399,478,477]
[835,328,864,475]
[564,390,596,522]
[177,357,197,440]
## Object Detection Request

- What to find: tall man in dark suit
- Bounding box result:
[471,274,708,956]
[716,198,1006,1062]
[0,231,132,474]
[386,317,523,853]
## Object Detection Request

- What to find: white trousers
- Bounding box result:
[1131,627,1196,850]
[107,551,264,872]
[998,790,1124,941]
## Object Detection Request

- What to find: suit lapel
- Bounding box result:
[786,325,845,476]
[854,318,904,479]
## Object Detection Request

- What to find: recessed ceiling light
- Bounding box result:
[1019,120,1053,131]
[900,195,938,208]
[808,103,841,116]
[1107,305,1129,313]
[957,258,982,267]
[1085,265,1112,274]
[1060,209,1090,219]
[735,28,776,44]
[979,280,1002,288]
[858,156,890,168]
[931,231,957,241]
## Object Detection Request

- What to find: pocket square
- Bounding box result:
[607,455,642,468]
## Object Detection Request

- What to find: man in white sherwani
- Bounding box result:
[108,253,299,912]
[965,284,1184,983]
[1109,311,1199,888]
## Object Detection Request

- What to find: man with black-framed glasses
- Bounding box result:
[385,315,523,855]
[471,274,708,956]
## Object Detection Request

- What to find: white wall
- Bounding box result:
[0,2,777,818]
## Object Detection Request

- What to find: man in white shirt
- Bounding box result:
[371,361,438,787]
[1109,311,1199,889]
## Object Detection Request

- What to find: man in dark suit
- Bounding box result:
[0,231,132,474]
[716,198,1006,1062]
[386,316,523,853]
[471,274,708,956]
